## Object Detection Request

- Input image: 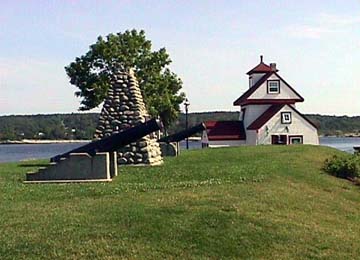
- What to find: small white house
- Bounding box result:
[202,56,319,147]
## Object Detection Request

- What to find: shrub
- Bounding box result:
[323,155,360,179]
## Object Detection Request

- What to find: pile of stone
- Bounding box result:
[94,68,163,166]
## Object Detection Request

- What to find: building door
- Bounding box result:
[271,135,287,145]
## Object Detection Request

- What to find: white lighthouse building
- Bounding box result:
[202,56,319,147]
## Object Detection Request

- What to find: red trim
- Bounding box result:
[273,72,304,103]
[233,72,272,106]
[247,105,284,130]
[289,106,319,130]
[239,99,300,106]
[247,104,318,130]
[233,71,304,106]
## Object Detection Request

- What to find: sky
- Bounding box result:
[0,0,359,116]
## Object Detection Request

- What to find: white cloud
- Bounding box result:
[287,25,333,39]
[286,13,360,39]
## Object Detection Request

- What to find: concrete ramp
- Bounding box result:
[25,152,117,183]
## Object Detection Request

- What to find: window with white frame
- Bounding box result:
[281,112,292,124]
[289,136,303,144]
[267,80,280,94]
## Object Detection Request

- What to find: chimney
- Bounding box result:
[270,63,277,71]
[260,55,263,63]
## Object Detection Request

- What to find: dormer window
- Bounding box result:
[281,112,292,124]
[267,80,280,94]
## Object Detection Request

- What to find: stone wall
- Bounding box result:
[94,68,163,166]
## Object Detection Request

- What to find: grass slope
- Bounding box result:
[0,146,359,259]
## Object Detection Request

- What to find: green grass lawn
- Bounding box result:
[0,145,359,259]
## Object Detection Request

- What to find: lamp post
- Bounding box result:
[184,98,190,149]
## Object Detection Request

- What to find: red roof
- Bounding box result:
[247,104,318,130]
[238,99,301,106]
[247,62,274,75]
[247,104,284,130]
[205,121,246,141]
[233,72,304,106]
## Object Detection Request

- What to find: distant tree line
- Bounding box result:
[0,113,98,140]
[168,112,360,137]
[306,114,360,136]
[0,112,359,140]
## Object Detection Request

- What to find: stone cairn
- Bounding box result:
[94,68,163,166]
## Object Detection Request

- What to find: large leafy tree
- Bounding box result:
[65,29,185,129]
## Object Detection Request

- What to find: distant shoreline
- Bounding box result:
[0,139,90,145]
[0,136,359,145]
[320,134,360,138]
[0,138,202,145]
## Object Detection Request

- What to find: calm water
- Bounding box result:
[0,137,359,163]
[319,137,360,153]
[0,143,85,163]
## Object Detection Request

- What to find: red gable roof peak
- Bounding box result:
[246,56,279,75]
[233,71,304,106]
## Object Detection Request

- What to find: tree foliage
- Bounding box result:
[324,154,360,179]
[0,114,98,140]
[65,29,185,128]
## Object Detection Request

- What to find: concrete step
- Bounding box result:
[25,152,114,183]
